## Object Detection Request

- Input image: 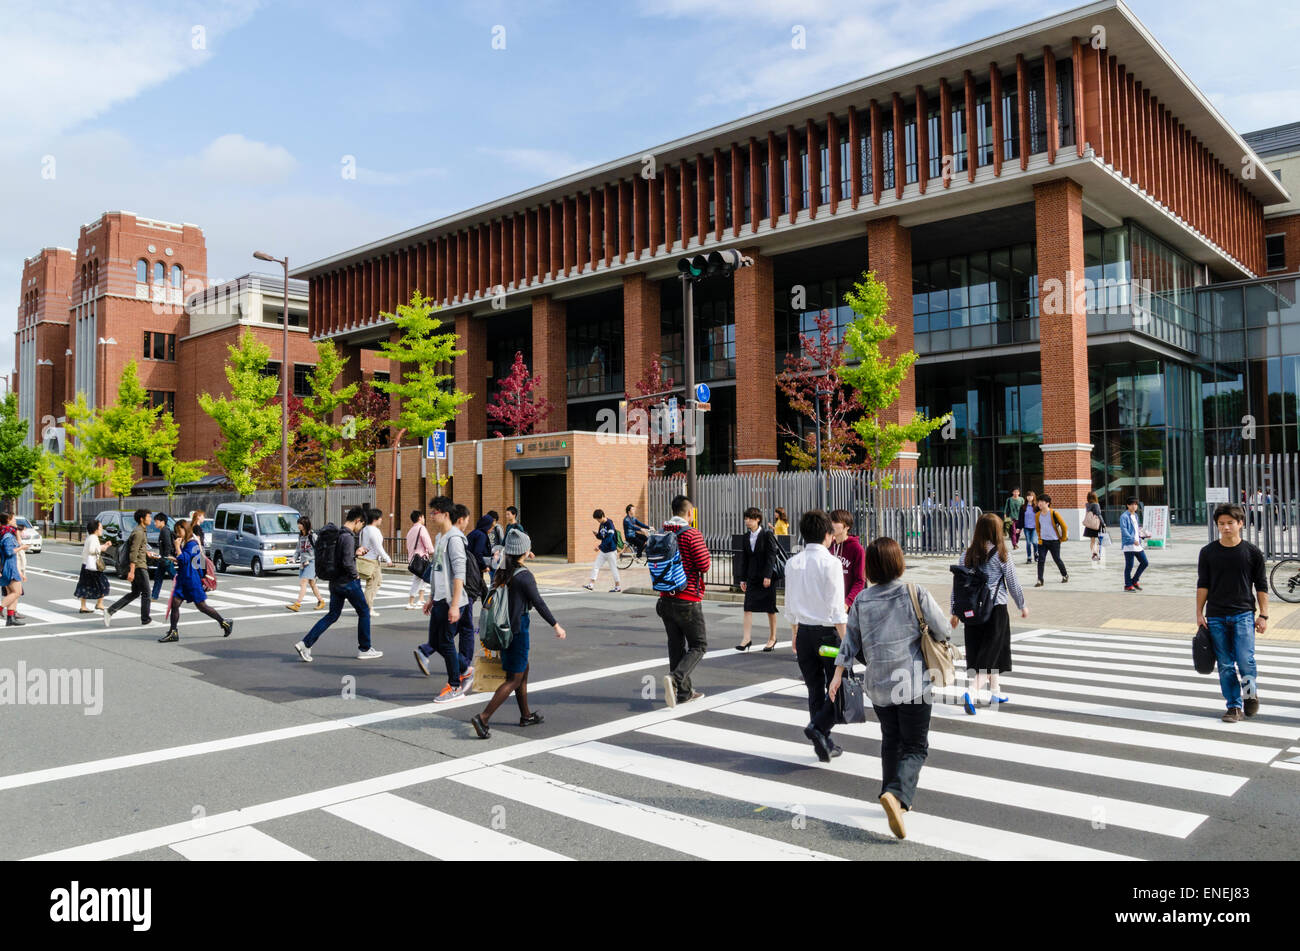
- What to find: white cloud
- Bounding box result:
[183,133,298,185]
[354,165,448,186]
[479,147,595,180]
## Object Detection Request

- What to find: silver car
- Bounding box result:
[14,517,42,554]
[210,503,301,576]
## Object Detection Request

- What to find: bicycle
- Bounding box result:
[1270,558,1300,602]
[618,541,648,571]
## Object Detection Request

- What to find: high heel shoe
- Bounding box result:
[734,641,752,651]
[762,640,778,652]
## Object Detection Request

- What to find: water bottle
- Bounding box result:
[818,644,840,658]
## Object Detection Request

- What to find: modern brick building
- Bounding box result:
[287,0,1292,526]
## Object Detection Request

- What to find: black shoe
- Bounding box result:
[470,714,491,739]
[1033,581,1044,587]
[141,617,153,626]
[4,616,23,627]
[734,641,752,651]
[221,619,234,638]
[520,712,544,727]
[762,640,777,652]
[804,725,832,763]
[829,744,843,759]
[157,630,179,643]
[1061,575,1069,583]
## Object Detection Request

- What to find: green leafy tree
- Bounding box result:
[299,340,372,512]
[198,330,283,498]
[374,290,471,442]
[0,392,42,511]
[152,410,206,499]
[838,271,949,501]
[76,361,162,505]
[31,450,66,532]
[62,393,109,524]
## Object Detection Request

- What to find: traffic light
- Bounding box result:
[677,249,753,280]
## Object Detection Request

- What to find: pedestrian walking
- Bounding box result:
[829,509,866,609]
[654,494,710,707]
[0,514,28,626]
[453,504,485,678]
[466,512,493,599]
[828,536,950,840]
[285,516,325,612]
[783,509,848,762]
[624,503,651,557]
[773,507,790,536]
[1032,494,1069,586]
[293,507,382,662]
[104,509,153,628]
[4,522,27,624]
[157,520,233,643]
[1020,490,1038,564]
[405,510,434,610]
[469,531,567,739]
[413,496,473,701]
[1120,497,1149,591]
[190,508,207,552]
[1003,487,1025,548]
[584,509,622,592]
[1083,491,1107,561]
[1196,503,1268,722]
[76,518,113,614]
[736,506,779,651]
[149,512,177,602]
[951,512,1027,714]
[357,507,392,615]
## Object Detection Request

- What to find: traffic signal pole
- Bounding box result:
[682,274,697,505]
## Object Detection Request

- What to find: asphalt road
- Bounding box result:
[1,540,1297,861]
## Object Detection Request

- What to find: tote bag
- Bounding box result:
[907,583,962,687]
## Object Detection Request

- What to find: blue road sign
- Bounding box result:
[696,383,711,404]
[427,430,447,460]
[666,396,679,434]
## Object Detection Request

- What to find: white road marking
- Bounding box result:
[996,675,1300,720]
[170,826,314,861]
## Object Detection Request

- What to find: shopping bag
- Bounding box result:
[472,648,508,695]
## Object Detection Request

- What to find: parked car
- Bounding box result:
[14,517,42,554]
[210,503,301,576]
[92,509,177,578]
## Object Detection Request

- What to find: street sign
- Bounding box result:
[695,382,710,404]
[666,397,679,434]
[1143,505,1169,548]
[695,402,710,412]
[427,430,447,460]
[1205,487,1230,504]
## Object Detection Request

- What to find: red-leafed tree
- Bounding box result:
[487,352,555,437]
[626,353,688,477]
[253,395,325,487]
[776,309,864,470]
[343,382,391,485]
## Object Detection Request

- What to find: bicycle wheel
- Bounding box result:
[1270,559,1300,603]
[618,548,636,570]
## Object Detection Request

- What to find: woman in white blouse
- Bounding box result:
[357,507,393,616]
[76,519,113,613]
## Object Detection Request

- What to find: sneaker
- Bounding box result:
[405,603,418,610]
[988,693,1010,705]
[1132,583,1142,591]
[1060,576,1069,583]
[1243,695,1260,718]
[1124,585,1136,592]
[663,675,677,708]
[103,610,112,628]
[1221,707,1243,723]
[357,648,384,660]
[293,641,313,663]
[157,629,179,643]
[1092,553,1100,561]
[828,743,843,759]
[610,587,622,593]
[413,649,430,676]
[962,692,977,715]
[221,619,234,638]
[285,602,301,612]
[681,690,704,704]
[879,791,907,839]
[369,610,380,618]
[433,683,458,703]
[804,724,832,763]
[583,583,595,591]
[459,668,475,694]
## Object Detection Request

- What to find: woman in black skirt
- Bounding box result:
[75,518,113,614]
[950,512,1027,714]
[736,506,779,651]
[1084,491,1106,561]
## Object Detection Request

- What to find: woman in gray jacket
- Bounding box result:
[829,536,952,840]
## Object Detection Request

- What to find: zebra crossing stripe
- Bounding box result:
[170,826,313,861]
[640,720,1206,838]
[979,651,1300,692]
[1005,663,1300,704]
[1013,643,1300,680]
[556,741,1137,861]
[323,792,570,860]
[1040,630,1300,657]
[996,675,1300,721]
[452,764,844,861]
[718,700,1248,796]
[1037,634,1300,665]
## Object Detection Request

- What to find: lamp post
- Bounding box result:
[253,251,290,506]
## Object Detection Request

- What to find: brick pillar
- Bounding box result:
[866,216,918,472]
[622,273,660,392]
[734,248,777,472]
[454,312,487,441]
[532,295,567,433]
[398,445,425,537]
[336,343,364,426]
[386,328,402,426]
[1034,179,1092,529]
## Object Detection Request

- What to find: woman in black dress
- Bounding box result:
[736,506,779,652]
[75,518,112,613]
[1084,491,1107,561]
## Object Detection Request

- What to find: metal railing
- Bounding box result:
[1205,454,1300,558]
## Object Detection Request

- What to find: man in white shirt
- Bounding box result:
[783,509,849,763]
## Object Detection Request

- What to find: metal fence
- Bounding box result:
[1204,454,1300,558]
[76,486,377,534]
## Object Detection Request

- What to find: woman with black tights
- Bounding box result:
[158,520,233,643]
[470,531,565,739]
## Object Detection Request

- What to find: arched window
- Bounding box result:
[153,261,165,285]
[136,259,147,283]
[171,264,183,288]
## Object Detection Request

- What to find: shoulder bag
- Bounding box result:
[1083,509,1102,531]
[907,582,962,687]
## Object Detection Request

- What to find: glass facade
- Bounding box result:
[566,291,623,398]
[912,241,1039,351]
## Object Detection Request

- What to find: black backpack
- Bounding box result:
[463,540,486,601]
[767,530,789,581]
[950,559,1003,625]
[314,524,343,582]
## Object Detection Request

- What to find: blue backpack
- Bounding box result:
[646,529,688,594]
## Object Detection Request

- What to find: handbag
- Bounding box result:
[907,582,961,687]
[408,553,429,578]
[356,557,377,580]
[1192,624,1216,674]
[95,554,105,573]
[833,667,868,724]
[1083,510,1102,531]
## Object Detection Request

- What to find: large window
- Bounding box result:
[912,241,1037,336]
[926,106,943,179]
[903,109,918,184]
[1056,56,1075,150]
[1000,73,1019,162]
[136,259,148,283]
[974,84,994,167]
[153,261,165,285]
[148,390,175,417]
[293,363,313,398]
[1267,234,1287,272]
[142,331,176,361]
[171,264,183,288]
[1026,62,1048,154]
[950,102,968,174]
[880,110,895,191]
[661,280,734,384]
[567,292,624,397]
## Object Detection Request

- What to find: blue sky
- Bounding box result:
[3,0,1298,372]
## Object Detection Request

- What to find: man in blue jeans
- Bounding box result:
[293,507,382,662]
[149,512,176,601]
[1196,503,1268,723]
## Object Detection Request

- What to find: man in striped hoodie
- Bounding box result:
[658,494,711,707]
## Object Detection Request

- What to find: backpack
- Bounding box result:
[614,528,626,551]
[314,524,343,582]
[463,540,486,601]
[202,556,217,592]
[481,571,527,651]
[767,530,788,581]
[949,559,1004,625]
[646,529,688,594]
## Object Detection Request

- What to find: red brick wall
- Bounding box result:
[622,273,660,390]
[454,312,487,441]
[531,295,567,432]
[1266,212,1300,274]
[866,216,917,469]
[733,247,776,470]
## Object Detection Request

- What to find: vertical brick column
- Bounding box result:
[386,327,403,426]
[866,217,917,472]
[623,273,660,392]
[734,248,777,472]
[454,312,487,441]
[531,295,567,433]
[336,342,364,426]
[1034,179,1091,527]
